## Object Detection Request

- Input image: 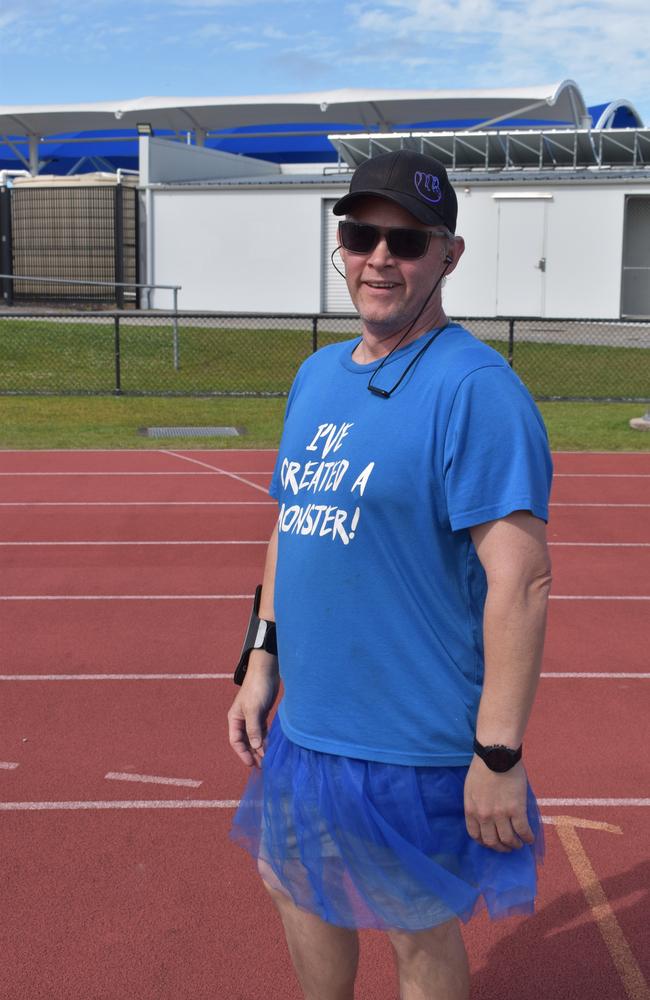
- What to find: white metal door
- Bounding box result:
[495,200,547,316]
[322,199,355,313]
[621,196,650,318]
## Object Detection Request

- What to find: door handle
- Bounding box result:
[536,257,546,272]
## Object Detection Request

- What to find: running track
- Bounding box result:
[1,449,648,1000]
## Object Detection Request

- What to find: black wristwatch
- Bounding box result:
[473,738,522,773]
[233,585,277,685]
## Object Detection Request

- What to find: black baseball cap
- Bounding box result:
[332,150,457,233]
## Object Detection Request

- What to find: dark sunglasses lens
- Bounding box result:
[339,222,378,254]
[386,229,429,259]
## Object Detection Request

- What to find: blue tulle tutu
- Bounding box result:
[230,716,544,931]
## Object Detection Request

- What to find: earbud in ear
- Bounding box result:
[444,254,453,264]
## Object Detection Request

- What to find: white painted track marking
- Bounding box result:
[554,474,650,478]
[549,542,650,547]
[0,540,646,548]
[550,596,650,601]
[0,540,266,546]
[0,501,275,507]
[551,503,650,508]
[0,761,19,769]
[0,447,277,453]
[2,798,650,812]
[0,674,232,681]
[0,471,273,476]
[0,540,646,549]
[164,450,270,495]
[0,672,647,682]
[0,594,253,601]
[539,799,650,807]
[2,594,647,602]
[0,800,240,811]
[105,772,203,788]
[541,673,650,679]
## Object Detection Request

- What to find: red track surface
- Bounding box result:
[1,448,649,1000]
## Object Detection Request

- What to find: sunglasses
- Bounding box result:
[338,220,447,260]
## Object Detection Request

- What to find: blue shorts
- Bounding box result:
[230,716,544,931]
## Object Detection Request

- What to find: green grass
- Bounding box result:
[0,395,648,451]
[1,316,648,450]
[1,318,648,400]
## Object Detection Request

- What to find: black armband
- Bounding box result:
[233,585,277,685]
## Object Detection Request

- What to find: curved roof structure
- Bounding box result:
[1,82,644,176]
[590,100,644,130]
[0,81,590,138]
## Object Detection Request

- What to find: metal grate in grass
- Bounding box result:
[140,426,243,438]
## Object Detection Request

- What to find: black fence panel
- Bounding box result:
[0,311,648,402]
[5,186,138,307]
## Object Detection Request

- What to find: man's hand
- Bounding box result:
[227,650,280,768]
[464,756,535,853]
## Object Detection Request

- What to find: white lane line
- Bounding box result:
[0,761,19,770]
[0,594,645,602]
[1,798,649,813]
[541,673,650,679]
[549,542,650,548]
[538,799,650,807]
[0,447,277,453]
[0,799,240,811]
[164,450,271,496]
[0,674,232,681]
[0,471,273,477]
[554,474,650,478]
[550,596,650,601]
[0,540,267,546]
[0,501,275,507]
[551,503,650,508]
[1,540,644,549]
[0,672,646,683]
[0,594,253,601]
[105,772,203,788]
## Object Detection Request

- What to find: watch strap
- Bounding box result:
[473,738,522,773]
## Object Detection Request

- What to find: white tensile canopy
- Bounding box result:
[0,81,591,139]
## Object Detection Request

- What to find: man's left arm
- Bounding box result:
[464,510,552,853]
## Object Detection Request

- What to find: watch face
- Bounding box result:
[485,747,519,773]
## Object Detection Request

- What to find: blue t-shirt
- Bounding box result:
[269,323,552,766]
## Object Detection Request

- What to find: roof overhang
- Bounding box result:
[0,81,591,139]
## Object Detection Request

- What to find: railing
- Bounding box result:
[0,275,183,369]
[0,310,647,401]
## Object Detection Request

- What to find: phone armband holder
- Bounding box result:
[234,584,277,685]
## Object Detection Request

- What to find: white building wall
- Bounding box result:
[151,188,329,312]
[148,177,650,318]
[443,186,498,317]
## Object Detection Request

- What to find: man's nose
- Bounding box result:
[367,235,394,265]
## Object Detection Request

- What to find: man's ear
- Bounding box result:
[443,236,465,275]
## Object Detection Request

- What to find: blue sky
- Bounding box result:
[1,0,647,125]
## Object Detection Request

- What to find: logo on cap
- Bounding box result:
[414,171,442,205]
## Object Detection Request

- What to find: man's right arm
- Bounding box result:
[227,523,280,768]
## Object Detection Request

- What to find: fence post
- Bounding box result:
[172,287,180,370]
[312,315,318,353]
[0,187,13,307]
[114,315,122,395]
[507,318,515,368]
[114,185,125,309]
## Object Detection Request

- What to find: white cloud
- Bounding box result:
[341,0,650,112]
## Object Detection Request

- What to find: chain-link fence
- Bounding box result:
[0,311,648,401]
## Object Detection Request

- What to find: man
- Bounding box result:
[228,150,552,1000]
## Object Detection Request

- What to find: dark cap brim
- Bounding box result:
[332,188,452,231]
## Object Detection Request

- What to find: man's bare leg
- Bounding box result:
[387,919,470,1000]
[263,881,359,1000]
